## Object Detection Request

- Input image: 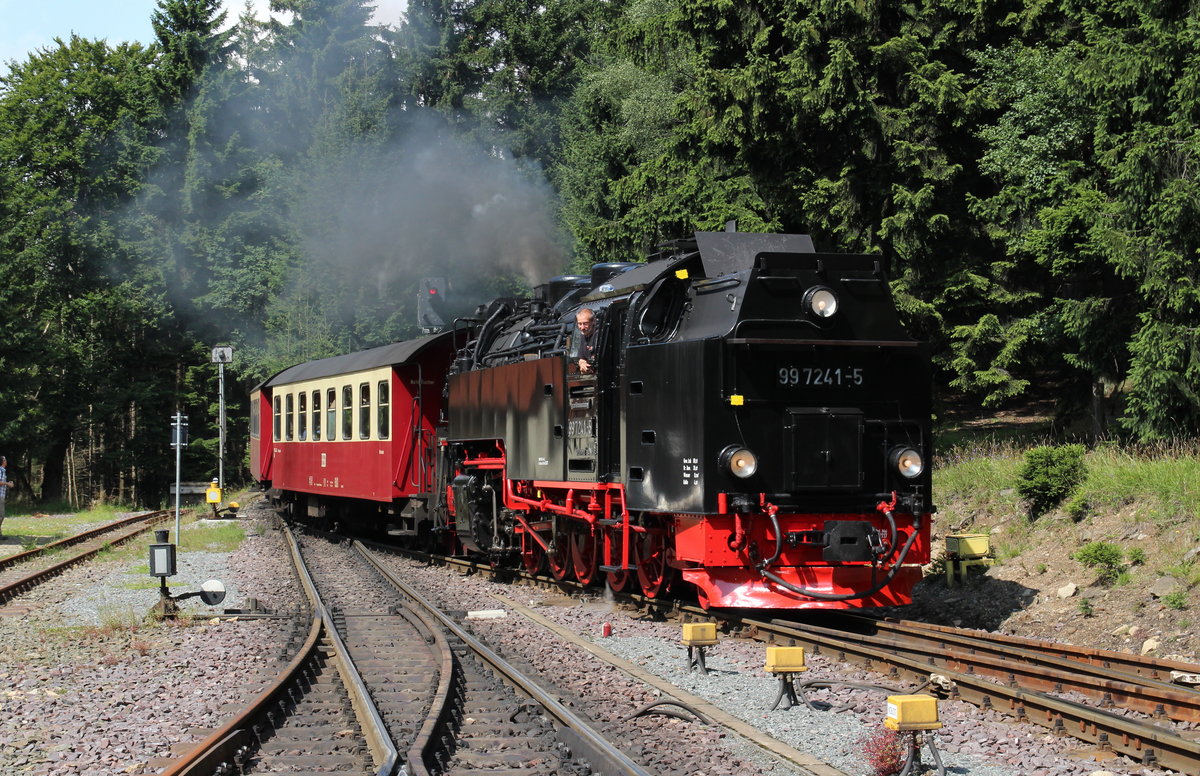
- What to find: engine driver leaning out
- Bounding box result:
[574,307,597,373]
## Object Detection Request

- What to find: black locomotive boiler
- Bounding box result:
[253,230,934,609]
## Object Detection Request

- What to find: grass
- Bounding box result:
[1,502,136,544]
[936,439,1200,519]
[933,439,1026,524]
[180,521,245,552]
[2,499,248,575]
[1075,443,1200,525]
[933,437,1200,567]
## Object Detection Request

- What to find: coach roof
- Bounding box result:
[256,330,453,391]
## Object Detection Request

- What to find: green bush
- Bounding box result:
[1126,547,1147,566]
[1064,494,1090,522]
[1073,541,1124,583]
[1016,444,1087,517]
[1162,591,1189,610]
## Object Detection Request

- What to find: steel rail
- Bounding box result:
[289,528,398,776]
[159,615,325,776]
[0,510,170,572]
[160,525,396,776]
[350,542,1200,771]
[742,616,1200,774]
[815,613,1200,721]
[872,614,1200,681]
[0,511,172,604]
[356,541,656,776]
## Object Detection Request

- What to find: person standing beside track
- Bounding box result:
[0,455,12,538]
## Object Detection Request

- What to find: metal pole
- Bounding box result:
[218,362,226,490]
[174,412,182,541]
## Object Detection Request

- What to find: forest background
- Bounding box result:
[0,0,1197,506]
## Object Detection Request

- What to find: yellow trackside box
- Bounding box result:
[205,483,222,504]
[682,623,718,646]
[885,694,942,730]
[764,646,807,673]
[945,533,990,558]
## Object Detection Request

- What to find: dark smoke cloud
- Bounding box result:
[295,119,568,299]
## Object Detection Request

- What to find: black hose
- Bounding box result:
[471,302,511,368]
[622,700,713,726]
[879,507,897,559]
[761,510,783,566]
[757,510,922,602]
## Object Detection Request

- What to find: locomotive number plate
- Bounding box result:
[778,365,863,387]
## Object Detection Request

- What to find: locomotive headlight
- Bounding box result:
[889,446,924,479]
[720,446,759,479]
[803,286,839,319]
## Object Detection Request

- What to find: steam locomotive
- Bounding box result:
[250,230,933,608]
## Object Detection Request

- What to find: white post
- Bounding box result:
[210,346,233,490]
[173,412,183,541]
[218,361,226,490]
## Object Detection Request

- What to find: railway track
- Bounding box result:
[401,546,1200,775]
[0,510,172,605]
[810,611,1200,721]
[741,613,1200,773]
[166,525,654,776]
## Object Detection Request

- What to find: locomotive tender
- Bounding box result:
[251,230,933,608]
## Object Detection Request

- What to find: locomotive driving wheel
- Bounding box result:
[546,519,571,581]
[571,523,599,585]
[520,530,547,575]
[636,519,676,598]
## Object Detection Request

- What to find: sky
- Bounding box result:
[0,0,409,69]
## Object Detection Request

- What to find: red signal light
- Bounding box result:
[428,287,438,294]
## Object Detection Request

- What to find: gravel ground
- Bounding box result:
[0,500,1185,776]
[380,553,1186,776]
[0,505,302,776]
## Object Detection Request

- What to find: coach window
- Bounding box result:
[312,390,321,440]
[251,399,260,440]
[273,396,281,442]
[285,393,295,441]
[342,385,353,440]
[377,380,389,439]
[298,392,307,440]
[359,383,371,439]
[327,388,337,441]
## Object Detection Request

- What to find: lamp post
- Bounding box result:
[211,346,233,489]
[170,413,188,540]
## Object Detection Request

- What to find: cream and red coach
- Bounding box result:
[250,334,457,533]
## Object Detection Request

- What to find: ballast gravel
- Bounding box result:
[0,508,302,776]
[0,501,1183,776]
[379,552,1184,776]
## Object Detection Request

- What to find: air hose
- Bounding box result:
[755,494,922,602]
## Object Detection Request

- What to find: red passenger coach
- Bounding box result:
[250,332,457,533]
